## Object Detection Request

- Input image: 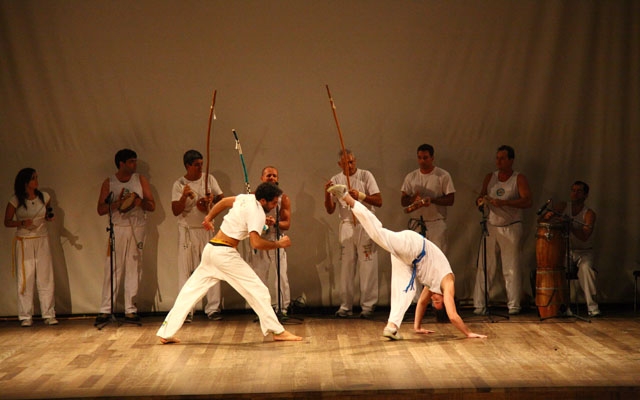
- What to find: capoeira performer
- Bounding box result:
[327,184,486,340]
[157,182,302,344]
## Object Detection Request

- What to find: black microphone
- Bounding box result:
[105,192,114,204]
[536,198,552,215]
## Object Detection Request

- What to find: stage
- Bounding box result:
[1,306,639,400]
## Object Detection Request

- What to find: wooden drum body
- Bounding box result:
[535,222,568,318]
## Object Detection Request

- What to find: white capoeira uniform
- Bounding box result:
[330,169,380,314]
[568,205,599,314]
[99,173,146,314]
[172,174,223,316]
[349,201,452,329]
[249,196,291,310]
[157,193,286,339]
[400,166,455,253]
[9,193,56,322]
[473,171,523,313]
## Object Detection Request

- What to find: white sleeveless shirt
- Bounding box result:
[487,171,522,226]
[109,173,145,227]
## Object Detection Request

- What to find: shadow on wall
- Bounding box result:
[136,160,166,313]
[287,184,332,308]
[44,188,77,315]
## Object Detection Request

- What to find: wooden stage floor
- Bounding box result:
[1,306,640,400]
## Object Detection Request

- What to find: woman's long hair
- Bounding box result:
[14,168,44,209]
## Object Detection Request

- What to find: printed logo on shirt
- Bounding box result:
[496,188,505,197]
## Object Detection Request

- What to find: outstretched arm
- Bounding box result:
[441,275,486,338]
[413,288,435,334]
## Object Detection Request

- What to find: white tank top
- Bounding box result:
[487,171,522,226]
[109,173,145,227]
[570,205,594,250]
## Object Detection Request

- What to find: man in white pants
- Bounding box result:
[542,181,600,317]
[250,166,291,314]
[473,145,532,316]
[96,148,155,325]
[328,184,486,340]
[324,149,382,319]
[172,150,224,322]
[401,143,456,303]
[157,182,302,344]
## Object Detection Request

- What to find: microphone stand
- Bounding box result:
[95,195,121,330]
[95,195,142,329]
[274,204,302,324]
[478,207,509,322]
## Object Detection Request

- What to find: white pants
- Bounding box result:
[350,202,443,329]
[388,254,418,329]
[250,248,290,309]
[337,220,378,313]
[157,244,284,339]
[178,226,221,315]
[13,236,56,320]
[570,249,599,313]
[473,223,523,311]
[100,225,145,314]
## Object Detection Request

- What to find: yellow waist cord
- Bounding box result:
[12,236,39,295]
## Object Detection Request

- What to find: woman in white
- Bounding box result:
[4,168,57,327]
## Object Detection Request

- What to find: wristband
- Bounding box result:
[358,191,366,201]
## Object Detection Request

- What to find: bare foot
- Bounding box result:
[159,336,180,344]
[273,330,302,341]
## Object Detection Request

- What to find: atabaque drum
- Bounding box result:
[535,222,568,318]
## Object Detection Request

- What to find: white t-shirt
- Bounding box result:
[330,169,380,221]
[9,192,50,238]
[172,174,223,227]
[401,166,455,221]
[219,193,266,241]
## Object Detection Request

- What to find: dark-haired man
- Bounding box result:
[157,182,302,343]
[96,148,155,325]
[542,181,599,317]
[171,150,224,322]
[401,143,455,252]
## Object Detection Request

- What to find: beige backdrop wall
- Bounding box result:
[1,0,638,316]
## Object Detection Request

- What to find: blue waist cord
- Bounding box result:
[404,239,426,293]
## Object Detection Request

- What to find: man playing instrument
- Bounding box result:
[401,144,455,252]
[95,148,155,325]
[157,182,302,343]
[250,166,292,315]
[324,149,382,319]
[401,144,456,303]
[171,150,224,322]
[541,181,600,317]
